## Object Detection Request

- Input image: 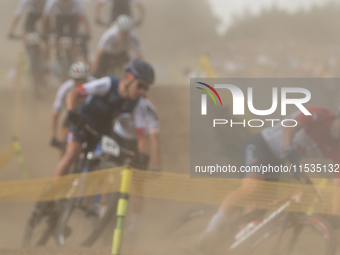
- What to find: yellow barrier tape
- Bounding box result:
[0,167,337,215]
[0,143,16,171]
[0,167,123,202]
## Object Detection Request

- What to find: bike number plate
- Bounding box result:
[101,136,120,157]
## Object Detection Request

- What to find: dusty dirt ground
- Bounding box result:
[1,1,340,255]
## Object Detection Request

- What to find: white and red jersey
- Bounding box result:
[16,0,46,15]
[52,76,95,112]
[76,76,158,136]
[44,0,85,16]
[114,97,159,140]
[97,25,141,56]
[261,107,340,164]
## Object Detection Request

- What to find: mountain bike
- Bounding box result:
[22,124,132,247]
[164,176,337,255]
[55,133,125,246]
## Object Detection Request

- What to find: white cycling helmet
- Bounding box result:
[116,15,134,33]
[69,62,89,79]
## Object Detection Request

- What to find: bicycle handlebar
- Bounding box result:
[67,111,136,160]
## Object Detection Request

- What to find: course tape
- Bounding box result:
[0,167,337,215]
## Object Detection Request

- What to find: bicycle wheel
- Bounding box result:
[164,206,219,254]
[246,215,337,255]
[55,159,120,247]
[56,192,119,246]
[22,201,58,247]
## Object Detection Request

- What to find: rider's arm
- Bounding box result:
[135,0,145,25]
[42,0,55,34]
[145,100,161,170]
[43,0,55,15]
[66,88,82,111]
[130,34,143,59]
[52,80,74,137]
[92,28,112,74]
[93,26,116,74]
[66,77,112,110]
[94,0,105,22]
[137,134,148,154]
[51,111,60,138]
[8,0,26,35]
[134,98,161,170]
[78,14,92,38]
[8,14,21,35]
[92,47,104,74]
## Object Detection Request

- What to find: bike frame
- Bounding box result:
[227,177,324,253]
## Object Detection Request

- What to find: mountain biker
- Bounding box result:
[8,0,49,60]
[94,0,145,25]
[53,59,154,178]
[92,14,143,78]
[200,106,340,248]
[50,62,95,154]
[42,0,91,61]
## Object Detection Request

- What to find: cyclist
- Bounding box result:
[8,0,49,61]
[42,0,91,61]
[199,106,340,248]
[50,62,95,153]
[8,0,47,38]
[92,14,143,78]
[94,0,145,25]
[53,59,154,178]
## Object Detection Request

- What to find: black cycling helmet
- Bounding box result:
[125,59,155,84]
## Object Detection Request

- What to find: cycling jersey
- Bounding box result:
[77,76,140,135]
[98,25,141,56]
[97,0,141,22]
[114,97,159,140]
[261,107,340,165]
[15,0,47,32]
[16,0,46,14]
[44,0,85,16]
[52,76,96,112]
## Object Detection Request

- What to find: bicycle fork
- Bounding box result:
[111,167,133,255]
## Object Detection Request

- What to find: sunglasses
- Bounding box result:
[137,82,149,91]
